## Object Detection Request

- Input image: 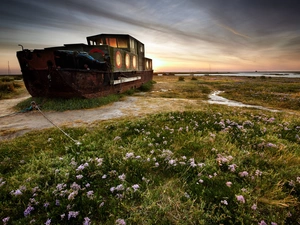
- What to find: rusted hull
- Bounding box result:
[22,68,153,98]
[16,33,153,98]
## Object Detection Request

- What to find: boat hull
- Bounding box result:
[22,68,153,98]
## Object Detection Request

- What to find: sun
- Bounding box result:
[152,57,167,71]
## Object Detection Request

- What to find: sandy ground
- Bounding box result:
[0,81,289,141]
[0,93,200,141]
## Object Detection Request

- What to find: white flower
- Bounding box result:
[132,184,140,192]
[221,200,228,205]
[118,173,126,181]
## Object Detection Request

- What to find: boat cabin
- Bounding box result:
[86,34,144,56]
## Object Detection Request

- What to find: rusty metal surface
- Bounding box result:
[16,34,153,98]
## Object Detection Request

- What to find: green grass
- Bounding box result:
[1,104,300,224]
[15,81,155,112]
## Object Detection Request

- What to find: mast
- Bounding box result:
[8,61,11,75]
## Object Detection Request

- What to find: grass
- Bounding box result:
[1,75,300,224]
[0,76,25,100]
[15,81,155,112]
[1,104,300,224]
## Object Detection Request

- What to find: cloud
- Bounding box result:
[1,0,300,73]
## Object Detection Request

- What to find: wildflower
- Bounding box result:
[2,217,10,225]
[85,183,91,188]
[255,170,262,176]
[142,177,150,183]
[110,187,116,193]
[125,152,134,159]
[70,159,77,167]
[266,142,277,148]
[102,174,107,179]
[83,217,91,225]
[43,202,50,208]
[198,179,204,183]
[221,200,228,205]
[288,180,295,187]
[216,154,233,165]
[198,163,205,167]
[45,218,51,225]
[68,211,79,220]
[132,184,140,192]
[116,218,126,225]
[76,175,83,179]
[226,181,232,187]
[71,182,81,191]
[190,158,197,167]
[239,171,249,177]
[0,178,6,187]
[114,136,121,141]
[228,164,237,172]
[271,222,278,225]
[99,202,105,207]
[61,214,65,220]
[241,188,247,192]
[68,191,78,200]
[118,173,126,181]
[55,199,60,206]
[11,189,22,196]
[87,190,94,199]
[236,195,245,203]
[168,159,177,166]
[116,184,125,191]
[95,157,103,166]
[155,162,159,167]
[116,193,124,199]
[24,206,34,217]
[258,220,267,225]
[251,204,257,210]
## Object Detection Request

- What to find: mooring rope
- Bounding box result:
[32,101,81,145]
[0,105,33,118]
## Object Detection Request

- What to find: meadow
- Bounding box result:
[1,75,300,224]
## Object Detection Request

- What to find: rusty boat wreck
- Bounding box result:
[16,34,153,98]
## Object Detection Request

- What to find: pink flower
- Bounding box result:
[228,164,237,172]
[239,171,249,177]
[226,181,232,187]
[116,218,126,225]
[236,195,245,203]
[251,204,257,210]
[258,220,267,225]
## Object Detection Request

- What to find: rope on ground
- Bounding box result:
[0,105,34,118]
[32,101,81,145]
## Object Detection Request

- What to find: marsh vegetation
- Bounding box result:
[1,75,300,224]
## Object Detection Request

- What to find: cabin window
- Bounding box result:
[117,38,128,48]
[140,45,144,53]
[132,55,137,69]
[125,54,130,69]
[130,39,135,49]
[106,38,117,47]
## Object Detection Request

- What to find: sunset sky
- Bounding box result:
[1,0,300,74]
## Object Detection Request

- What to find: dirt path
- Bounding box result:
[0,94,200,141]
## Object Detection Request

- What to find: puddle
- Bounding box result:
[208,91,280,112]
